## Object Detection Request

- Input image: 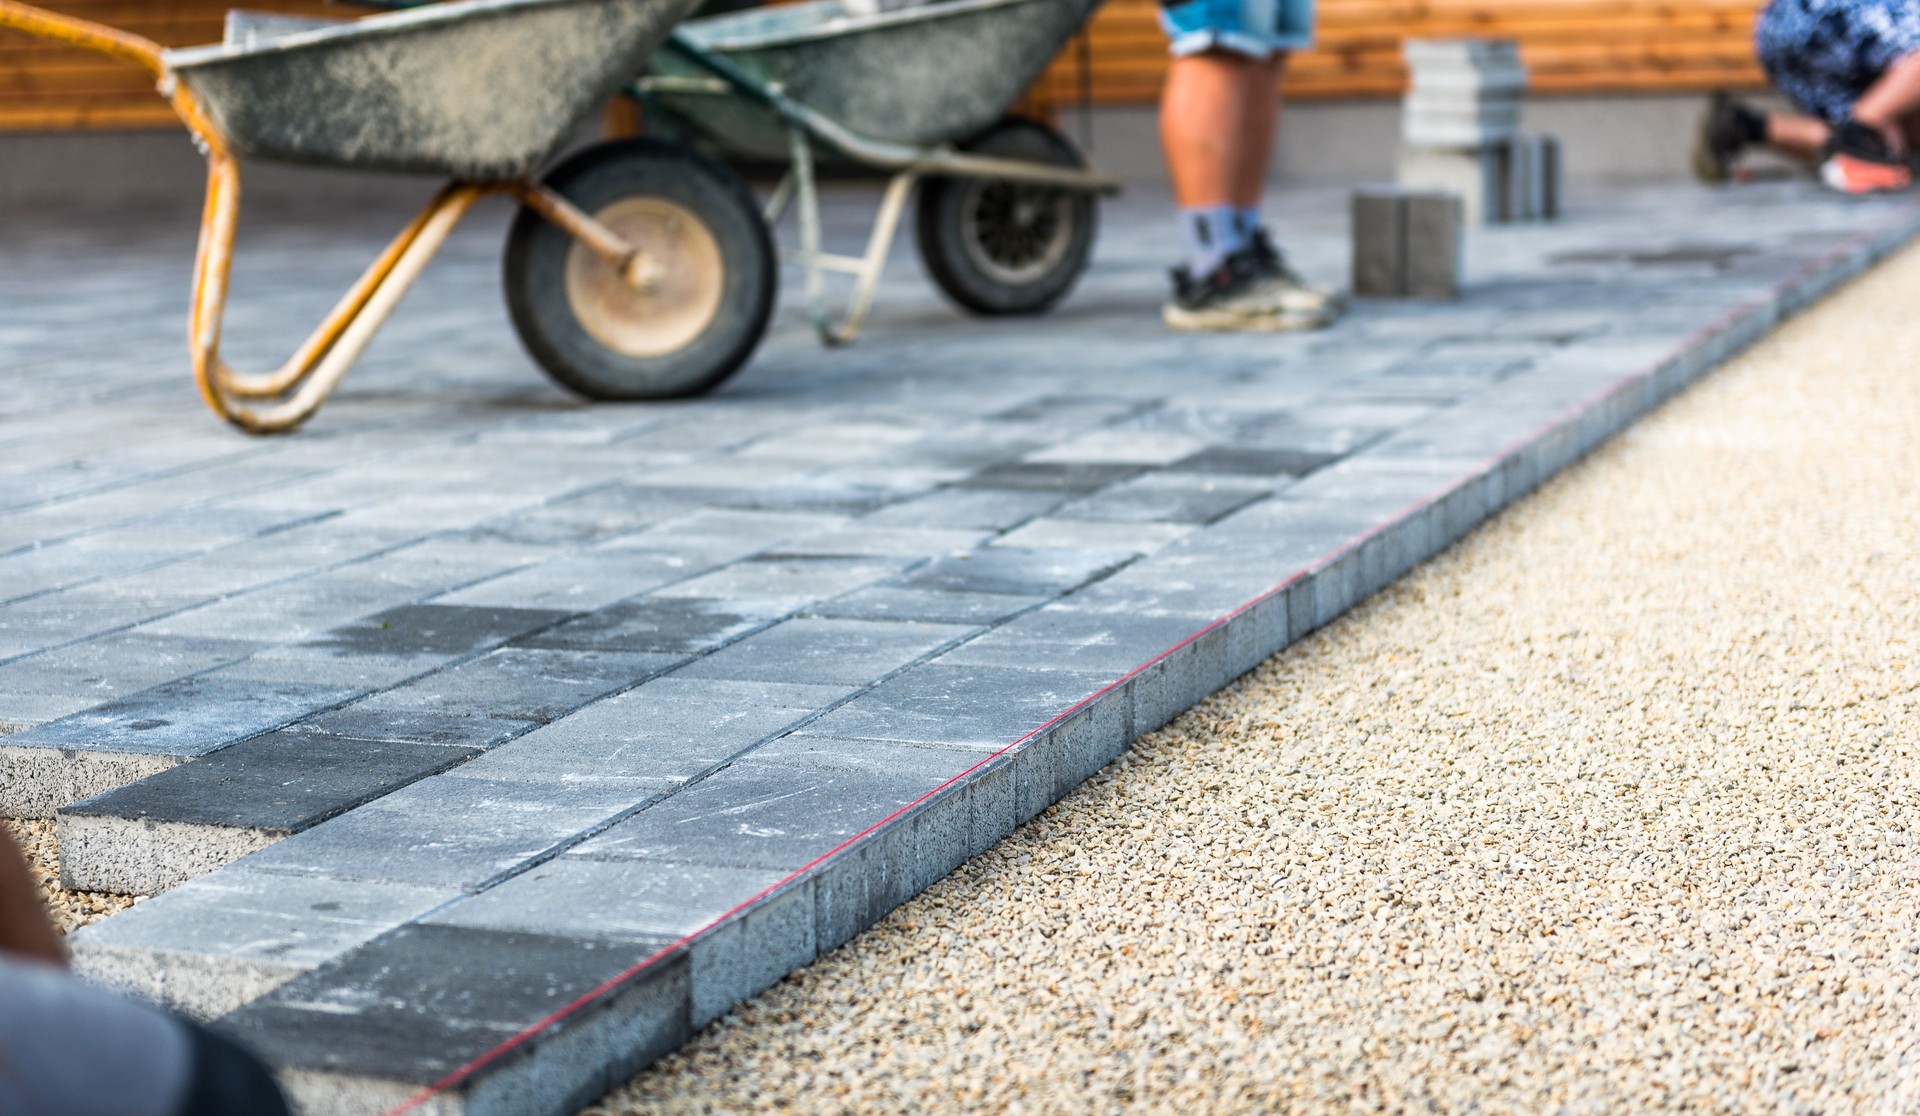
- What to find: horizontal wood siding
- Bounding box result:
[0,1,353,131]
[1033,0,1770,106]
[0,0,1767,133]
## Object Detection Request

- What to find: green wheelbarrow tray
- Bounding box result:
[636,0,1120,347]
[645,0,1103,163]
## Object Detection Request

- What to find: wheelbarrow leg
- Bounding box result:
[764,171,798,226]
[786,125,917,347]
[186,151,487,433]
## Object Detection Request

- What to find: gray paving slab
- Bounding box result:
[70,866,460,1019]
[347,648,682,723]
[243,774,653,891]
[4,182,1917,1112]
[669,617,974,686]
[443,677,845,789]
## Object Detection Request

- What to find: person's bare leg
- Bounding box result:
[0,824,66,966]
[1230,53,1287,209]
[1851,50,1920,150]
[1766,111,1832,161]
[1161,50,1254,209]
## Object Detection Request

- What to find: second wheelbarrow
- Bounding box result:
[0,0,779,431]
[638,0,1120,346]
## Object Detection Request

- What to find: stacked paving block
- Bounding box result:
[1398,38,1562,225]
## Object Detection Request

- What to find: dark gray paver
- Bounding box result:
[0,677,361,818]
[221,925,688,1114]
[13,182,1919,1112]
[513,596,779,654]
[59,731,479,893]
[1054,472,1275,524]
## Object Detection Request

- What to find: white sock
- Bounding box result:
[1235,206,1262,242]
[1180,205,1244,276]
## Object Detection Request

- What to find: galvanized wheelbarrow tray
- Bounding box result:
[0,0,783,431]
[639,0,1119,344]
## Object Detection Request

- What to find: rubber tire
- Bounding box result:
[914,117,1098,317]
[504,138,776,401]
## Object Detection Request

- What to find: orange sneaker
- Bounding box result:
[1820,121,1914,194]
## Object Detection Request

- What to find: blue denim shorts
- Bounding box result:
[1757,0,1920,122]
[1159,0,1309,58]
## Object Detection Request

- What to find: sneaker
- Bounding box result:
[1245,227,1346,316]
[1163,248,1334,332]
[1821,119,1913,193]
[1693,92,1756,183]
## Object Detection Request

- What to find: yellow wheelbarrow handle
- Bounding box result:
[0,1,488,434]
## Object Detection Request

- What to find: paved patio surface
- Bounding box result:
[2,177,1915,1114]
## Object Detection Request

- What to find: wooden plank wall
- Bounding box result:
[1035,0,1769,106]
[0,0,1769,133]
[0,1,357,131]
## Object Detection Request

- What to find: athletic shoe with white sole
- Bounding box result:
[1246,227,1345,316]
[1164,246,1337,333]
[1820,119,1913,194]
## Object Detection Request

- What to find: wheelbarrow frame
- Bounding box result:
[0,0,686,433]
[638,21,1121,346]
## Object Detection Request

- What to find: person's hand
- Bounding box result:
[0,823,67,966]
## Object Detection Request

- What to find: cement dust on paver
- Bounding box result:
[586,244,1920,1113]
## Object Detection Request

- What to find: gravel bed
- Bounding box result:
[586,245,1920,1115]
[5,817,137,935]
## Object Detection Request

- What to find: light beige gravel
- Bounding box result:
[587,243,1920,1115]
[7,817,135,934]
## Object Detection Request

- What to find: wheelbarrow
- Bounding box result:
[0,0,780,432]
[638,0,1120,345]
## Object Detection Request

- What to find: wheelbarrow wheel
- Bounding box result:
[504,138,776,401]
[915,117,1097,317]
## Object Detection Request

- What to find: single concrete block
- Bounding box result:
[1351,187,1406,297]
[1540,134,1563,219]
[809,820,915,954]
[1404,191,1466,299]
[70,867,458,1020]
[1504,135,1536,221]
[1399,145,1505,226]
[59,732,480,894]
